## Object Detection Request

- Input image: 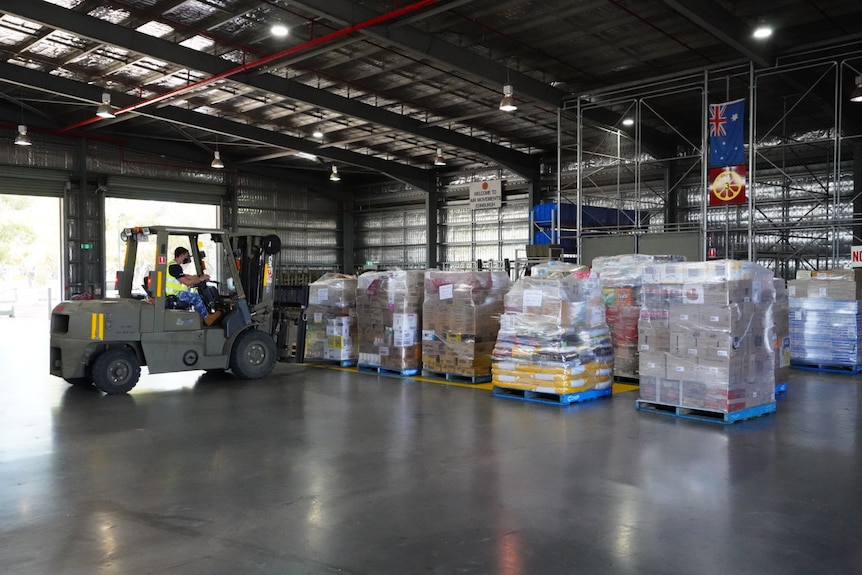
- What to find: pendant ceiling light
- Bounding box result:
[96,92,116,119]
[14,124,32,146]
[851,76,862,103]
[211,150,224,169]
[499,84,517,112]
[434,147,446,166]
[330,165,341,182]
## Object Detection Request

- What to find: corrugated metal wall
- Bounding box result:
[233,175,342,276]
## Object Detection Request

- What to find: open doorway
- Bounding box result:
[104,198,220,298]
[0,194,62,322]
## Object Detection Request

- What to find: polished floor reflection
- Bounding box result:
[1,317,861,574]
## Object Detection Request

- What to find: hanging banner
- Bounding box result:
[469,180,502,210]
[708,165,747,206]
[708,98,746,167]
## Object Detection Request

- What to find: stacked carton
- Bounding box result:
[788,270,862,367]
[592,254,686,379]
[491,269,614,394]
[356,269,425,372]
[305,273,358,362]
[422,270,508,378]
[638,260,776,413]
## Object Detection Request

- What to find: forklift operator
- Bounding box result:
[166,247,222,326]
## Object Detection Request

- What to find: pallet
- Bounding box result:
[357,364,421,378]
[304,359,357,368]
[790,362,862,374]
[493,386,612,406]
[421,369,492,384]
[635,400,776,424]
[775,382,788,394]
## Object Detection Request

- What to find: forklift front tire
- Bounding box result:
[230,329,277,379]
[92,348,141,395]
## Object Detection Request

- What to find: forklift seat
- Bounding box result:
[165,295,192,310]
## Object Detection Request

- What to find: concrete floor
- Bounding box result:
[2,317,861,574]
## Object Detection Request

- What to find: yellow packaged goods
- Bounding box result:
[305,273,358,361]
[492,272,614,393]
[422,270,509,377]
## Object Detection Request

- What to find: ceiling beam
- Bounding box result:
[0,0,535,179]
[0,60,435,192]
[287,0,567,107]
[661,0,774,68]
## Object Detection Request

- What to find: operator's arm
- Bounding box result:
[177,272,210,286]
[169,263,210,286]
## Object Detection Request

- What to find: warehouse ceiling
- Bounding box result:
[2,0,862,188]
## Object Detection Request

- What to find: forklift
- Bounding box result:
[49,226,284,394]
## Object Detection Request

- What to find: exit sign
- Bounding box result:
[852,246,862,267]
[80,243,93,250]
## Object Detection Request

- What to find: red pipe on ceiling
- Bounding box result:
[60,0,441,133]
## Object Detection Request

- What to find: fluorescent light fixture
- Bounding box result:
[271,23,289,38]
[312,129,324,139]
[96,92,116,118]
[622,118,634,126]
[753,23,773,39]
[330,165,340,182]
[211,150,224,169]
[14,125,31,146]
[499,84,517,112]
[295,151,317,161]
[851,76,862,103]
[434,147,446,166]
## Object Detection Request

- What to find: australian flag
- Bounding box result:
[708,98,745,167]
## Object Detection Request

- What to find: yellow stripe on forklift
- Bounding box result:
[90,313,105,340]
[156,270,163,297]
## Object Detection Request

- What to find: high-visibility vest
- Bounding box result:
[165,273,189,295]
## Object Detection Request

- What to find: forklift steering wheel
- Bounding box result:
[193,280,219,289]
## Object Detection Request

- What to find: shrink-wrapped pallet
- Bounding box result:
[422,270,509,378]
[637,260,776,413]
[305,273,357,362]
[592,254,686,379]
[356,269,425,372]
[492,271,613,394]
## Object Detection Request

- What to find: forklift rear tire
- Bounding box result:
[229,329,277,379]
[92,348,141,395]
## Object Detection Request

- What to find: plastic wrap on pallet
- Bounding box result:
[593,254,686,379]
[788,269,862,300]
[356,269,425,371]
[305,273,358,361]
[422,270,509,377]
[529,260,588,278]
[773,279,791,383]
[788,298,862,366]
[637,260,776,413]
[492,273,613,394]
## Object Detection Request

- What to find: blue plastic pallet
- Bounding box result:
[493,386,612,406]
[775,382,788,394]
[790,362,862,374]
[635,400,776,425]
[358,364,421,378]
[421,369,492,384]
